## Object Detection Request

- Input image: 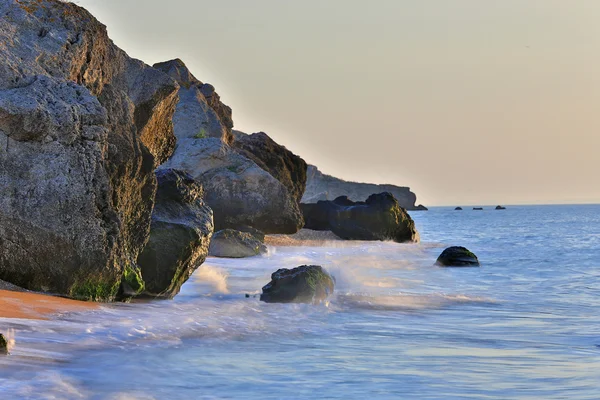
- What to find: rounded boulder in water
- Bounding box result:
[436,246,480,267]
[260,265,335,304]
[0,334,8,355]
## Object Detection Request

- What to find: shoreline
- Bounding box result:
[0,289,98,320]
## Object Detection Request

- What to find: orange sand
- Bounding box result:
[0,290,97,320]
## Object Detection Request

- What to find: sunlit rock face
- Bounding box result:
[0,0,178,300]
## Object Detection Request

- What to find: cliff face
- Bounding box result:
[302,165,426,211]
[0,0,179,299]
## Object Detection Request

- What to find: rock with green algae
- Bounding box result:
[137,169,214,299]
[260,265,335,304]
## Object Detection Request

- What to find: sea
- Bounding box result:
[1,204,599,399]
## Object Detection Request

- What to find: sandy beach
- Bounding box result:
[0,285,97,320]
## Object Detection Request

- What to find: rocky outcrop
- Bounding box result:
[435,247,480,267]
[154,59,233,145]
[160,137,304,233]
[0,333,8,355]
[0,0,178,300]
[137,169,213,298]
[302,165,426,211]
[260,265,335,304]
[233,132,307,204]
[302,193,419,243]
[208,229,267,258]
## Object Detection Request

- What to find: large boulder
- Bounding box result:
[160,137,304,233]
[260,265,335,304]
[208,229,267,258]
[0,0,178,300]
[302,165,426,211]
[137,169,213,298]
[233,132,307,204]
[302,193,419,243]
[153,59,233,145]
[435,247,480,267]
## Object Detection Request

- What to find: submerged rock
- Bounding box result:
[137,169,214,298]
[301,193,419,243]
[260,265,335,304]
[436,246,480,267]
[209,229,267,258]
[160,137,304,234]
[0,0,178,300]
[473,208,484,211]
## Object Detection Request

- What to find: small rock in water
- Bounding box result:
[0,334,9,355]
[436,246,480,267]
[455,207,463,211]
[245,294,250,298]
[209,229,267,258]
[473,207,484,211]
[260,265,335,304]
[495,205,506,210]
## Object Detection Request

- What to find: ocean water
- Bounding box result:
[1,204,599,399]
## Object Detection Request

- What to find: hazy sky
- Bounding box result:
[77,0,599,206]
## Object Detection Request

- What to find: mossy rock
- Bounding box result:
[68,277,120,302]
[436,246,480,267]
[208,229,267,258]
[260,265,335,304]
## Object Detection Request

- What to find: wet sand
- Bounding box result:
[0,289,97,320]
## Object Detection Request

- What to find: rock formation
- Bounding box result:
[301,193,419,243]
[0,0,178,300]
[435,247,480,267]
[137,169,213,298]
[208,229,267,258]
[302,165,426,211]
[260,265,335,304]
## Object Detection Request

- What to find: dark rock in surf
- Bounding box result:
[473,208,484,211]
[301,193,419,243]
[208,229,267,258]
[455,207,463,210]
[137,169,214,298]
[495,205,506,210]
[0,334,8,355]
[260,265,334,304]
[436,246,480,267]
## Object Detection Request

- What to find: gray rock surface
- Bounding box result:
[160,138,304,234]
[137,169,214,298]
[302,165,426,211]
[208,229,267,258]
[154,59,233,144]
[435,246,480,267]
[0,0,178,300]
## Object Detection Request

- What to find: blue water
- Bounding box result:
[1,205,599,399]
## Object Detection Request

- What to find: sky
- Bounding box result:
[76,0,599,206]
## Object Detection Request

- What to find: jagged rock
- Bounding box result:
[137,169,213,298]
[160,138,303,234]
[233,132,307,204]
[154,59,233,144]
[435,247,480,267]
[301,193,419,243]
[260,265,334,304]
[208,229,267,258]
[302,165,425,211]
[0,0,178,300]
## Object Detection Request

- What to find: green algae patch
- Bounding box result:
[69,278,120,302]
[122,265,145,295]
